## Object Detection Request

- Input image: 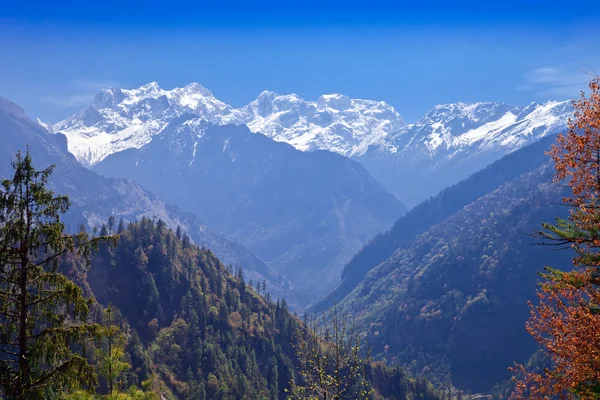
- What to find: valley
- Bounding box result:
[0,77,591,399]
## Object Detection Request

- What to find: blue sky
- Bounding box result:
[1,1,599,123]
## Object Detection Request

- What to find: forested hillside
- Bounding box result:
[336,162,571,392]
[314,134,558,313]
[72,217,299,399]
[65,217,442,399]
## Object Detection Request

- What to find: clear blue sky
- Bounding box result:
[1,0,599,123]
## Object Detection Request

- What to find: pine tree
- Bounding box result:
[0,150,116,398]
[107,216,116,236]
[267,356,279,399]
[96,306,129,397]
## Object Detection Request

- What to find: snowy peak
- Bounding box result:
[417,102,519,133]
[52,80,572,177]
[375,100,572,162]
[129,81,163,95]
[52,82,235,166]
[240,91,404,156]
[516,100,571,121]
[248,90,278,117]
[177,82,216,98]
[169,82,231,114]
[91,87,125,109]
[316,94,353,111]
[245,92,308,115]
[53,82,406,165]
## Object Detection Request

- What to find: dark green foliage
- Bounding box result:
[71,217,442,400]
[0,150,114,398]
[367,363,440,400]
[336,162,573,393]
[83,217,302,399]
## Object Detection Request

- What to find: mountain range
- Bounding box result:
[52,82,404,167]
[52,82,571,206]
[356,100,570,205]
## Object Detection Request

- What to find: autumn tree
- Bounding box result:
[512,76,600,399]
[0,150,115,398]
[288,305,372,400]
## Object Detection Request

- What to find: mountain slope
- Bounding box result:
[0,97,280,297]
[93,119,405,301]
[335,158,571,392]
[313,134,560,313]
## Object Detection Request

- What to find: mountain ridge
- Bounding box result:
[52,82,404,167]
[52,82,571,206]
[338,160,571,392]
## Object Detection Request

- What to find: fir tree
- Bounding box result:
[96,306,129,396]
[0,150,115,398]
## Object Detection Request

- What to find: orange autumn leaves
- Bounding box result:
[512,269,600,399]
[512,76,600,399]
[551,76,600,248]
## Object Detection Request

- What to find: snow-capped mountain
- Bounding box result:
[53,82,237,166]
[53,81,572,206]
[52,82,404,166]
[356,100,572,206]
[376,100,569,160]
[236,91,404,156]
[0,96,280,299]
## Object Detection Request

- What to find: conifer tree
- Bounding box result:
[96,306,129,397]
[0,150,116,398]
